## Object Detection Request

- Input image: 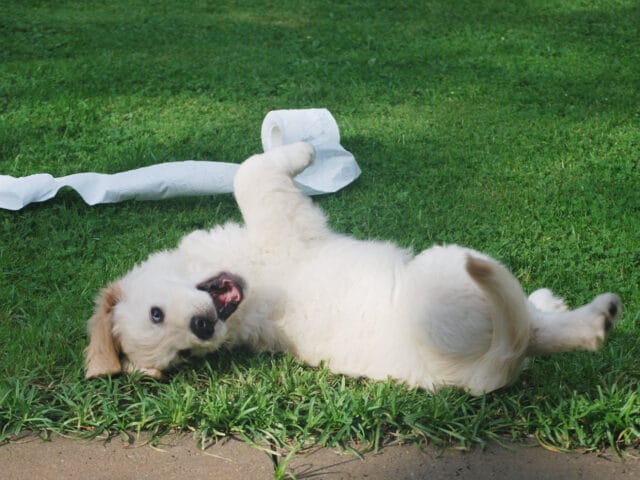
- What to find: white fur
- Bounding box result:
[85,143,622,395]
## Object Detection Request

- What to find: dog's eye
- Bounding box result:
[150,307,165,324]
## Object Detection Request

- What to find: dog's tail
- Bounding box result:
[464,255,530,394]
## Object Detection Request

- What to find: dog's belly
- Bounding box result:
[276,237,432,382]
[274,241,496,388]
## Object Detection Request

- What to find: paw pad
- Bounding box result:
[604,317,613,332]
[598,294,622,333]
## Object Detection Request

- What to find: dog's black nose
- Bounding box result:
[190,315,215,340]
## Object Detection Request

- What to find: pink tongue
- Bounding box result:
[215,285,240,305]
[213,280,241,310]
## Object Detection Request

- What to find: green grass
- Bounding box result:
[1,0,639,459]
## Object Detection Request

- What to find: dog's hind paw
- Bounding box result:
[591,293,622,333]
[581,293,622,350]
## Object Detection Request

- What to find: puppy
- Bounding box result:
[85,143,621,394]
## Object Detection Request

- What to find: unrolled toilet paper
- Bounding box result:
[0,109,360,210]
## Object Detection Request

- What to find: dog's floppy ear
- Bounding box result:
[84,283,123,378]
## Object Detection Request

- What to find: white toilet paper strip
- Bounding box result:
[0,108,360,210]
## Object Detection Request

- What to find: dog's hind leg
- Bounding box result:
[234,142,329,247]
[526,293,622,355]
[528,288,568,312]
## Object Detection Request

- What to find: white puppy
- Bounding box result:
[85,143,621,395]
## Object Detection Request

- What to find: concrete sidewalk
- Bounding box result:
[1,434,638,479]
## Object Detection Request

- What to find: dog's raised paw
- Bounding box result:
[275,141,316,176]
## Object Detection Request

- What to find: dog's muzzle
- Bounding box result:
[190,315,216,340]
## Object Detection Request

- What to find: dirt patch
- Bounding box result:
[1,434,638,479]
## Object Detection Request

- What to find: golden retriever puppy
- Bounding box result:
[85,143,621,394]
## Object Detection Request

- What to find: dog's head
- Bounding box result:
[84,251,244,379]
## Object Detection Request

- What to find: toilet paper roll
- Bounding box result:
[261,108,342,151]
[261,108,361,195]
[0,109,360,210]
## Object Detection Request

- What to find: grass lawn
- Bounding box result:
[1,0,639,456]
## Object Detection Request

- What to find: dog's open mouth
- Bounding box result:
[196,272,244,321]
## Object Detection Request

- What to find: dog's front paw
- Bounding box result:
[270,141,316,176]
[235,142,316,194]
[123,359,163,379]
